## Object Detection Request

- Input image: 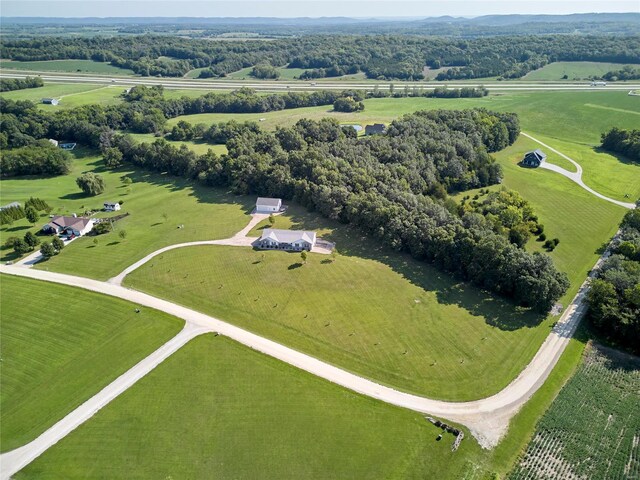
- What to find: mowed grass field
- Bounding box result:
[0,275,183,452]
[0,59,134,75]
[14,334,489,480]
[509,343,640,480]
[128,133,228,155]
[523,61,640,81]
[0,148,252,279]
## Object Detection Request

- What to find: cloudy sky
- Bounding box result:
[2,0,638,17]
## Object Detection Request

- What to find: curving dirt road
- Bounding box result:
[521,132,636,210]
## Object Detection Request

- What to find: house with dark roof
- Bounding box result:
[104,201,121,212]
[42,98,59,105]
[365,123,386,136]
[258,228,316,251]
[522,149,547,168]
[256,197,283,213]
[42,215,94,238]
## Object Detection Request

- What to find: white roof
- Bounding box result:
[256,197,281,207]
[260,228,316,244]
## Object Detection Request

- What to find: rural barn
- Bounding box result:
[42,215,94,238]
[104,201,121,212]
[42,98,59,105]
[522,149,547,167]
[365,123,386,135]
[258,229,317,251]
[256,197,282,213]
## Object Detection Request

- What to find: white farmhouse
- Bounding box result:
[104,201,121,212]
[258,229,316,251]
[256,197,282,213]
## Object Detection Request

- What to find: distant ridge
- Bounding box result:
[2,13,639,25]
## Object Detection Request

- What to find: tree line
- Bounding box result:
[586,209,640,354]
[0,86,357,150]
[2,34,638,80]
[100,110,568,312]
[0,76,43,92]
[601,127,640,162]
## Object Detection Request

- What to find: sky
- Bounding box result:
[2,0,638,18]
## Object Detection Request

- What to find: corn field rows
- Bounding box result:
[509,344,640,480]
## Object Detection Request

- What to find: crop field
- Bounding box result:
[509,343,640,480]
[0,275,183,452]
[0,59,134,75]
[523,61,640,81]
[0,148,252,279]
[13,333,488,479]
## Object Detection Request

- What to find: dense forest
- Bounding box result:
[0,141,72,177]
[0,76,43,92]
[587,210,640,354]
[98,111,569,312]
[1,34,638,80]
[601,127,640,162]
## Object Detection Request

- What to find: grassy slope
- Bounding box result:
[523,61,640,81]
[0,83,106,103]
[15,334,487,480]
[125,241,550,401]
[0,59,133,75]
[0,148,252,279]
[0,275,183,452]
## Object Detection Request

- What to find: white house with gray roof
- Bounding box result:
[256,197,282,213]
[258,228,316,251]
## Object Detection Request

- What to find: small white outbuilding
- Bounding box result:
[255,197,282,213]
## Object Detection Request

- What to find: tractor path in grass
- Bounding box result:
[0,322,211,480]
[521,132,636,209]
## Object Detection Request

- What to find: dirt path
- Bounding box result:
[521,132,636,209]
[0,323,210,480]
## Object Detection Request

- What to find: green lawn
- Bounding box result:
[0,59,134,75]
[14,334,487,479]
[128,133,228,155]
[0,275,183,452]
[523,61,640,81]
[0,148,252,280]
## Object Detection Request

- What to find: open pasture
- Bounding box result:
[0,59,134,75]
[13,334,487,480]
[523,61,640,81]
[0,275,183,452]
